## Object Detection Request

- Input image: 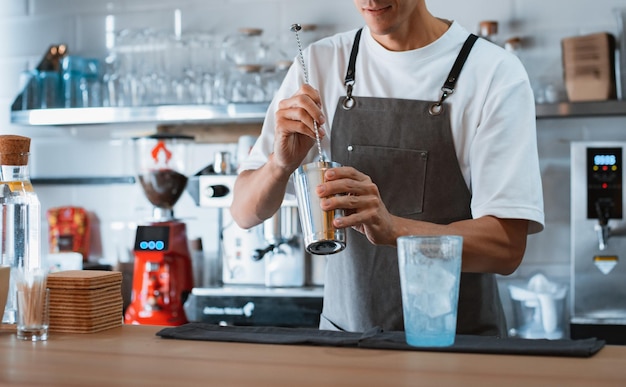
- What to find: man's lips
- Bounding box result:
[363,5,392,16]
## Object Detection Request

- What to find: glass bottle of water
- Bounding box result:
[0,135,41,324]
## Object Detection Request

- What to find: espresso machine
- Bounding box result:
[571,141,626,344]
[124,134,195,326]
[194,171,306,288]
[183,150,324,327]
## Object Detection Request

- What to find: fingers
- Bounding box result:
[315,167,392,241]
[317,167,371,196]
[276,85,326,139]
[271,85,327,171]
[293,84,324,117]
[317,165,382,205]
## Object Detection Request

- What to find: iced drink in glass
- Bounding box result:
[397,235,462,347]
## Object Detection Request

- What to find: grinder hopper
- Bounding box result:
[134,134,195,220]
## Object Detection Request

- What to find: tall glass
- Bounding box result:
[397,235,463,347]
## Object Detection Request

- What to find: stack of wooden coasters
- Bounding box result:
[47,270,124,333]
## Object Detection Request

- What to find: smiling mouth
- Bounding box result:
[363,5,392,15]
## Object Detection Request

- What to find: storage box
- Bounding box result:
[561,32,617,102]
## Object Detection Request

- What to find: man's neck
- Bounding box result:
[372,17,451,52]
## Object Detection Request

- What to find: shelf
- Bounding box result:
[536,100,626,119]
[31,176,136,185]
[9,103,270,126]
[10,100,625,126]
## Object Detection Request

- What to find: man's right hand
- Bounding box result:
[273,84,327,173]
[230,84,327,229]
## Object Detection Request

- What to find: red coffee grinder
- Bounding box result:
[124,134,195,326]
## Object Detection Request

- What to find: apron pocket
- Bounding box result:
[346,145,427,216]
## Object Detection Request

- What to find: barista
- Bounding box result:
[230,0,545,336]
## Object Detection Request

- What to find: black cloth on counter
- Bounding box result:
[157,323,366,346]
[156,323,605,358]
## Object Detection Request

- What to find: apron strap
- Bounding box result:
[430,33,479,115]
[342,28,363,110]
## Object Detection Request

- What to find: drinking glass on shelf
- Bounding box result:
[140,28,171,106]
[61,55,85,108]
[188,32,221,105]
[19,69,41,110]
[38,70,61,109]
[103,28,138,107]
[81,58,103,107]
[101,26,282,107]
[222,28,268,67]
[228,65,266,103]
[165,34,198,105]
[102,53,120,107]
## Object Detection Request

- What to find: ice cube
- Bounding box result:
[421,293,452,318]
[406,264,456,318]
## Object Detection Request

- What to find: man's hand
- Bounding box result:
[316,166,397,246]
[273,84,327,172]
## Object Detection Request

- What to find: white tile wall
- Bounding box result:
[1,14,77,58]
[1,0,626,293]
[0,0,27,18]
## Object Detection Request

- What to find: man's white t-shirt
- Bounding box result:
[241,21,545,233]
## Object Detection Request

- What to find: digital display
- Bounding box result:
[134,226,169,251]
[587,147,623,220]
[594,154,617,166]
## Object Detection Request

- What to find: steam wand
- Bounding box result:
[595,199,612,250]
[253,236,300,261]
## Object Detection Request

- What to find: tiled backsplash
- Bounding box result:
[2,0,626,288]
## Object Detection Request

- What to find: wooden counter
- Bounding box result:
[1,324,625,386]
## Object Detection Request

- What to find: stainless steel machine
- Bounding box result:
[185,157,324,327]
[571,141,626,344]
[194,173,306,287]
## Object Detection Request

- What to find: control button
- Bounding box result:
[205,184,230,198]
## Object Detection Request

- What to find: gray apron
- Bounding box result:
[321,30,507,336]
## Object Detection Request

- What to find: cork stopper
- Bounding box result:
[238,28,263,36]
[479,21,498,37]
[0,135,31,166]
[237,64,263,73]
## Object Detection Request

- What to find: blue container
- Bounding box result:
[38,70,62,109]
[62,56,86,108]
[19,69,41,110]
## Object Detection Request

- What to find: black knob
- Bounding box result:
[206,184,230,198]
